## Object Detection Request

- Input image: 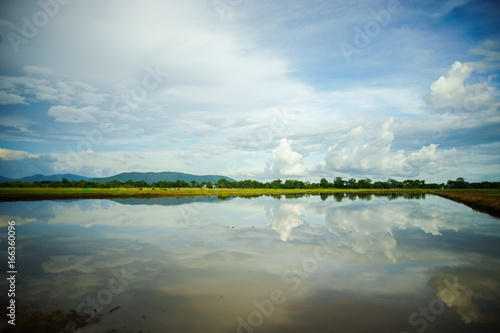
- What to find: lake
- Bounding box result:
[1,193,499,333]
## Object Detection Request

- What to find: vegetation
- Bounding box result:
[1,176,499,190]
[429,190,500,219]
[1,176,498,218]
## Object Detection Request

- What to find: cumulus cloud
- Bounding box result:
[48,105,99,123]
[405,144,457,171]
[322,118,460,176]
[0,147,38,160]
[269,138,306,176]
[424,61,498,113]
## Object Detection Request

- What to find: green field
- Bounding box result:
[1,187,499,218]
[0,187,429,199]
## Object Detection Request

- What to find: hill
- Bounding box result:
[0,176,15,183]
[0,174,90,183]
[89,172,236,184]
[0,172,236,184]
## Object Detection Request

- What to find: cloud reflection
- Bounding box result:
[1,195,499,332]
[268,202,305,241]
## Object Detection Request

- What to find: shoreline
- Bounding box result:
[0,188,499,219]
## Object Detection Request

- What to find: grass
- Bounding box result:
[0,187,428,199]
[0,187,499,218]
[427,189,500,219]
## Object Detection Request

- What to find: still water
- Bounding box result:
[1,193,499,333]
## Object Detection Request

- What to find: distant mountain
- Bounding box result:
[21,174,91,182]
[0,176,15,183]
[0,172,236,184]
[89,172,237,184]
[0,174,90,183]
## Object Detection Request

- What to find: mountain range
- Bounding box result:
[0,172,237,184]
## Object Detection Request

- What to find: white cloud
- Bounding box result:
[22,65,56,76]
[405,144,458,171]
[469,40,500,73]
[0,76,49,91]
[322,118,461,176]
[0,148,38,160]
[48,105,99,123]
[0,90,28,105]
[80,91,107,105]
[0,152,59,179]
[0,73,107,106]
[430,0,475,18]
[269,138,305,176]
[424,61,498,113]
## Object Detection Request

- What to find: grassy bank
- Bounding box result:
[427,190,500,219]
[0,188,499,218]
[0,187,428,201]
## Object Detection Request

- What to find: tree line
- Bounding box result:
[0,177,498,189]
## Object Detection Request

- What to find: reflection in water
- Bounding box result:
[268,202,305,241]
[0,194,499,333]
[429,265,500,325]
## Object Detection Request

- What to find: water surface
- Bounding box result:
[1,194,499,332]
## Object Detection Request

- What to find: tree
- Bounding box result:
[135,180,147,188]
[387,179,399,188]
[357,178,372,189]
[270,179,282,189]
[348,178,357,189]
[320,178,330,188]
[448,177,469,189]
[333,177,345,188]
[373,181,387,189]
[281,179,292,189]
[456,177,469,188]
[77,180,88,188]
[206,181,213,189]
[402,179,412,189]
[215,179,226,188]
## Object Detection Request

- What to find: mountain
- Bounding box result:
[0,176,15,183]
[20,174,91,182]
[89,172,237,184]
[0,174,90,183]
[0,172,237,184]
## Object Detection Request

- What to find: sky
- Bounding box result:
[0,0,499,183]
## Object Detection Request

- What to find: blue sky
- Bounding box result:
[0,0,499,182]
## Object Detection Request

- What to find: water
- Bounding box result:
[1,194,499,333]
